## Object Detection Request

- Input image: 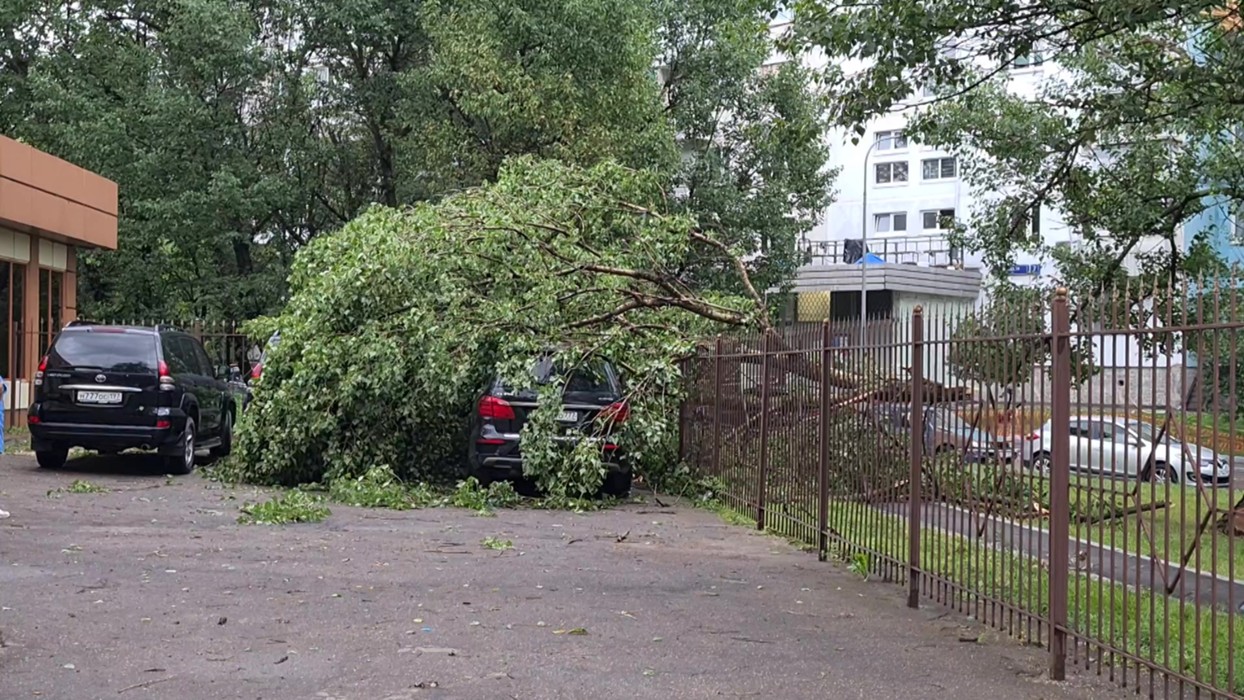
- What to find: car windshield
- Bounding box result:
[530,357,613,393]
[1126,421,1182,446]
[47,331,159,373]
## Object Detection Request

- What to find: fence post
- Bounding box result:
[711,337,723,477]
[757,332,771,531]
[818,320,831,562]
[908,306,924,609]
[1048,288,1072,681]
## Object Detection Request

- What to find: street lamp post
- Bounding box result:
[860,133,900,333]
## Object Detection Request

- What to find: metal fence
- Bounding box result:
[680,283,1243,699]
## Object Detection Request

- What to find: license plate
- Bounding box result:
[77,391,123,405]
[557,410,578,423]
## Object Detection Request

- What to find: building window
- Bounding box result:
[1012,50,1046,70]
[874,212,908,234]
[874,161,909,184]
[0,259,26,415]
[875,130,908,151]
[1232,203,1244,246]
[1030,207,1041,236]
[922,208,956,231]
[921,157,958,181]
[38,268,63,357]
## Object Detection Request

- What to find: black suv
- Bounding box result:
[468,357,632,496]
[28,322,236,474]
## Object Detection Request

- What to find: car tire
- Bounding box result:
[166,419,196,475]
[1152,462,1178,485]
[36,448,68,469]
[211,411,233,460]
[1029,451,1052,475]
[601,470,632,498]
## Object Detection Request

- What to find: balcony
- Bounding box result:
[800,235,966,269]
[789,234,982,301]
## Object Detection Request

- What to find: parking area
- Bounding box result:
[0,454,1128,700]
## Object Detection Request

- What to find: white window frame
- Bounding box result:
[874,130,908,152]
[921,208,956,232]
[874,212,908,234]
[874,161,909,185]
[921,157,958,181]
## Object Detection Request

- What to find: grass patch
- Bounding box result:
[47,479,109,496]
[700,481,1243,696]
[821,501,1244,697]
[1066,477,1242,579]
[238,490,331,525]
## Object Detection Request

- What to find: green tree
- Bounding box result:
[788,0,1243,296]
[658,0,834,295]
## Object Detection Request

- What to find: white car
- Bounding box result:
[1025,415,1231,486]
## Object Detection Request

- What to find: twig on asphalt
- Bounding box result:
[118,676,176,694]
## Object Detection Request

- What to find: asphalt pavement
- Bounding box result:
[0,453,1135,700]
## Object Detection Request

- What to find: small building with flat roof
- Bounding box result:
[0,135,118,419]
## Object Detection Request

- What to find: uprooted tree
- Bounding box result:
[232,157,924,499]
[230,158,862,498]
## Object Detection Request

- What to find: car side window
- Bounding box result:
[189,339,214,378]
[177,337,207,376]
[161,335,191,374]
[171,336,200,376]
[1068,421,1087,438]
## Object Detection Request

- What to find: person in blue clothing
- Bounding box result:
[0,375,7,519]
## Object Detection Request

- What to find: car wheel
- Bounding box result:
[1152,462,1177,485]
[166,419,196,475]
[211,411,233,460]
[36,448,68,469]
[601,470,632,498]
[1029,451,1052,476]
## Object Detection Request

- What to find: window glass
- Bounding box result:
[161,335,192,374]
[50,330,160,373]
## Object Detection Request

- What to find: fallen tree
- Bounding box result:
[231,158,895,498]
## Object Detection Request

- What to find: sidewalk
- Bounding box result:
[0,453,1127,699]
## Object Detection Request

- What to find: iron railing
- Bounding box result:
[681,279,1244,699]
[800,234,966,268]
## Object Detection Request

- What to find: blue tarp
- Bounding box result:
[858,252,886,265]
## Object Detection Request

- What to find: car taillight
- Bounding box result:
[1026,432,1040,441]
[156,419,171,429]
[251,362,262,380]
[34,355,47,386]
[158,361,175,391]
[599,401,629,424]
[478,395,515,420]
[27,414,40,425]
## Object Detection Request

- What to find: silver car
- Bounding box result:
[1026,415,1231,486]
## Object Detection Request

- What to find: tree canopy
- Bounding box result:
[789,0,1244,299]
[2,0,830,320]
